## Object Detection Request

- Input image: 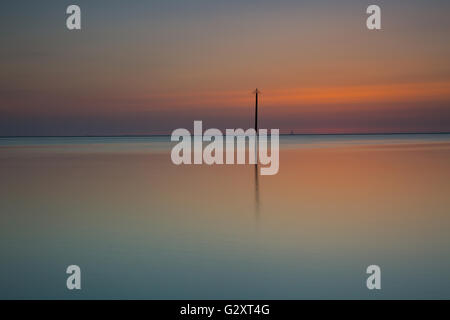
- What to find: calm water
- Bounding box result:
[1,134,450,299]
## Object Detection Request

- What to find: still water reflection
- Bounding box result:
[0,134,449,299]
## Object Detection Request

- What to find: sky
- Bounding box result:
[1,0,450,135]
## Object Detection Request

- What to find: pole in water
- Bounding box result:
[252,88,260,162]
[252,88,260,221]
[253,88,260,132]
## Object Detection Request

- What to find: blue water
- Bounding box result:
[1,134,450,299]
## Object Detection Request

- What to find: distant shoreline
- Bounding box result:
[1,132,450,138]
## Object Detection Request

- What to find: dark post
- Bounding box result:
[254,88,259,132]
[253,89,260,220]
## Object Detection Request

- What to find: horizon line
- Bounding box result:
[1,131,450,138]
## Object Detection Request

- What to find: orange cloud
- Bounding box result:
[128,81,450,111]
[261,82,450,107]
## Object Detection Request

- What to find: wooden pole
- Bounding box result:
[254,88,259,132]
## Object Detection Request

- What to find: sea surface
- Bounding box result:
[1,134,450,299]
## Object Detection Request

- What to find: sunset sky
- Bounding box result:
[1,0,450,135]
